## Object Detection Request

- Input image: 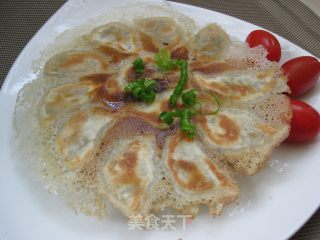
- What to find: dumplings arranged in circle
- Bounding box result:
[14,16,291,220]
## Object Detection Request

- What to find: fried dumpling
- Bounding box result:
[192,66,289,102]
[160,132,239,216]
[39,73,110,126]
[86,22,140,53]
[56,107,115,170]
[134,17,189,53]
[191,23,231,64]
[197,95,291,175]
[84,22,141,66]
[44,50,109,77]
[98,135,161,217]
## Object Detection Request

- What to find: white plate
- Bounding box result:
[0,1,319,239]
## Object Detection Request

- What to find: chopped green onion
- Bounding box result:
[132,57,144,76]
[159,110,181,125]
[159,111,174,125]
[159,108,195,139]
[125,78,157,103]
[169,59,188,107]
[154,49,221,139]
[181,89,197,107]
[192,89,221,115]
[154,49,178,71]
[154,49,188,107]
[180,108,196,138]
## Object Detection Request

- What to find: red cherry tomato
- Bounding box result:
[286,99,320,142]
[282,56,320,97]
[246,30,281,62]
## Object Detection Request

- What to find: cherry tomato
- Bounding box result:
[282,56,320,97]
[286,99,320,142]
[246,30,281,62]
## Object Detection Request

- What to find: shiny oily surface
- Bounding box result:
[0,1,318,240]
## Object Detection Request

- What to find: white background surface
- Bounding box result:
[0,1,319,240]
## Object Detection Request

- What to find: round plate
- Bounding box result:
[0,1,319,239]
